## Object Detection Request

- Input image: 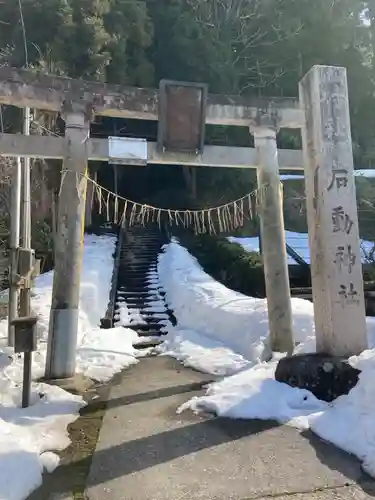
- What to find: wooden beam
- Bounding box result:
[146,143,304,170]
[0,67,303,128]
[0,133,64,159]
[0,133,304,170]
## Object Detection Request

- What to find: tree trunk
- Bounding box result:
[182,166,197,201]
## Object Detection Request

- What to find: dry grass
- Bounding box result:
[26,378,115,500]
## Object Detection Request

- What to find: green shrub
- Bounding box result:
[31,219,54,272]
[178,232,265,298]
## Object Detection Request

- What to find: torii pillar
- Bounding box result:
[251,114,294,356]
[45,105,90,380]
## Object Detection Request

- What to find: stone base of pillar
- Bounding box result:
[275,352,360,402]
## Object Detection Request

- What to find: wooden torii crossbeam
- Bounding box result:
[0,67,305,169]
[0,65,368,384]
[0,133,304,169]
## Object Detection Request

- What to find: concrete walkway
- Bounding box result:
[86,356,375,500]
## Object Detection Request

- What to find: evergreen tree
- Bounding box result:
[1,0,375,209]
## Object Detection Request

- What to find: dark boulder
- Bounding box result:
[275,353,361,402]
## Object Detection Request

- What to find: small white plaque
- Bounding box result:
[108,137,147,164]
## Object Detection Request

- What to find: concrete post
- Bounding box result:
[251,124,294,355]
[45,106,90,380]
[299,65,367,356]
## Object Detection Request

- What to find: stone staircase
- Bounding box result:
[113,225,176,348]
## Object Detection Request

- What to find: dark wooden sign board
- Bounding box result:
[157,80,208,154]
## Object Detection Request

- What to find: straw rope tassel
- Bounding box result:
[157,209,162,229]
[97,186,103,215]
[120,200,128,226]
[114,194,119,224]
[208,209,216,234]
[193,211,201,234]
[69,173,271,234]
[217,207,224,233]
[129,203,137,226]
[248,193,252,220]
[106,191,110,222]
[201,210,207,234]
[233,201,238,228]
[58,170,68,197]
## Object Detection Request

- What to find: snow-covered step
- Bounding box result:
[143,307,168,314]
[114,224,176,346]
[141,313,170,320]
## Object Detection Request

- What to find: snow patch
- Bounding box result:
[228,232,374,265]
[158,240,315,372]
[158,238,375,478]
[40,452,60,473]
[280,169,375,180]
[0,233,140,499]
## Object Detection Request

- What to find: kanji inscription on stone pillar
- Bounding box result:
[299,65,367,356]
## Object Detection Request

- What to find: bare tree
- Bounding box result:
[185,0,303,94]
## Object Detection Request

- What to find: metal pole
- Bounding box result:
[22,350,31,408]
[8,158,21,346]
[20,107,31,311]
[21,108,31,246]
[45,109,89,380]
[20,107,32,408]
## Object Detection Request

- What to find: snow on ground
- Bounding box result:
[0,233,141,500]
[280,169,375,180]
[157,238,375,478]
[228,232,375,265]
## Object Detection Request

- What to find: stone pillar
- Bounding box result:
[251,122,294,355]
[299,65,367,356]
[45,106,90,380]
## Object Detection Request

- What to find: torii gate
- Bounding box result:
[0,65,367,382]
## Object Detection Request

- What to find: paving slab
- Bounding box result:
[256,487,375,500]
[86,357,375,500]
